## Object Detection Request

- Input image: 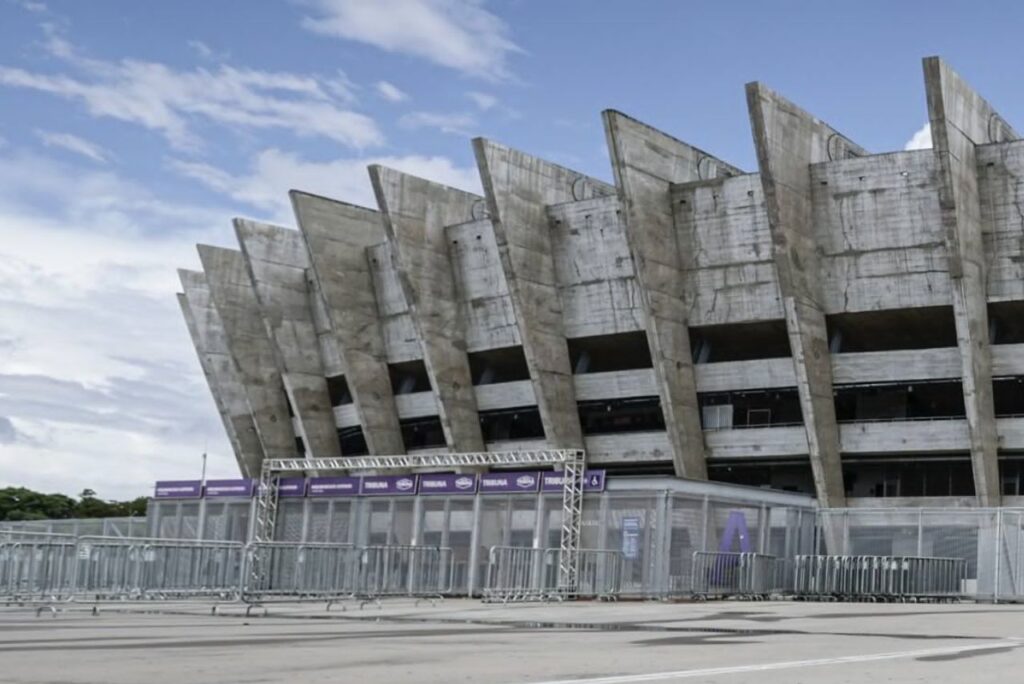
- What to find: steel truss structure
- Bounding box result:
[252,449,587,598]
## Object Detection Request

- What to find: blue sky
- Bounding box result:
[0,0,1022,499]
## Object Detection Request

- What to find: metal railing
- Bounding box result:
[482,546,624,603]
[792,555,968,602]
[1,535,453,613]
[691,551,779,600]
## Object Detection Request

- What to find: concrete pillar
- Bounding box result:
[603,111,743,479]
[473,138,613,449]
[290,191,406,455]
[369,165,486,452]
[177,270,264,477]
[924,56,1017,506]
[234,218,342,459]
[746,83,864,509]
[197,245,298,461]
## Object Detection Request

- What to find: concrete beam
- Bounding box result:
[746,83,866,508]
[177,272,264,477]
[473,138,613,449]
[290,191,406,455]
[369,165,486,453]
[603,110,743,479]
[234,218,342,459]
[924,56,1018,506]
[197,245,299,461]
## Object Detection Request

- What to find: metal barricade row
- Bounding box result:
[792,555,968,602]
[482,546,625,603]
[691,552,780,600]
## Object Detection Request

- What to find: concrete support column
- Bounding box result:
[291,192,406,456]
[176,276,264,477]
[234,219,342,460]
[924,56,1017,506]
[369,166,486,453]
[603,111,742,479]
[199,245,298,462]
[473,138,611,450]
[746,83,865,509]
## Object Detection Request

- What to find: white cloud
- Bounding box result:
[0,151,240,498]
[466,91,496,111]
[300,0,521,81]
[170,148,481,223]
[375,80,408,103]
[0,34,382,150]
[905,122,932,151]
[34,129,110,163]
[398,110,477,136]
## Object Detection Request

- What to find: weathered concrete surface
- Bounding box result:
[978,141,1024,301]
[924,56,1017,506]
[234,219,341,459]
[746,83,866,509]
[445,218,521,352]
[177,274,263,477]
[672,173,782,326]
[369,166,485,453]
[603,110,742,479]
[6,601,1024,684]
[291,191,405,455]
[546,195,645,338]
[196,246,298,462]
[473,138,613,449]
[811,150,948,313]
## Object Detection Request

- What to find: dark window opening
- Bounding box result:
[567,332,652,373]
[578,396,665,435]
[401,416,446,450]
[479,406,545,441]
[295,437,305,456]
[598,462,676,477]
[326,375,353,406]
[994,377,1024,417]
[338,426,368,456]
[989,302,1024,345]
[388,360,431,394]
[826,306,957,353]
[1000,457,1024,496]
[468,346,530,385]
[698,389,802,429]
[708,462,816,495]
[834,380,965,422]
[689,320,790,363]
[843,456,975,497]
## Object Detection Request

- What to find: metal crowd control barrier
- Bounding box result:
[74,537,244,602]
[241,542,354,605]
[691,551,779,600]
[0,533,77,604]
[354,545,453,607]
[793,555,968,602]
[483,546,625,603]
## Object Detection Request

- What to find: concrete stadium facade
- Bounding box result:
[178,57,1024,509]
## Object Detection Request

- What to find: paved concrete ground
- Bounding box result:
[2,599,1023,683]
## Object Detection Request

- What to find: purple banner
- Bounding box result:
[418,473,477,495]
[154,480,202,499]
[479,471,540,494]
[360,475,418,496]
[308,476,360,497]
[203,479,255,498]
[277,477,307,498]
[541,469,607,493]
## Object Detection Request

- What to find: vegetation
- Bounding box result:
[0,487,147,521]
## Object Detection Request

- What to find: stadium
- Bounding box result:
[136,56,1024,599]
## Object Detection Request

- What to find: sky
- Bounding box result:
[1,0,1023,501]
